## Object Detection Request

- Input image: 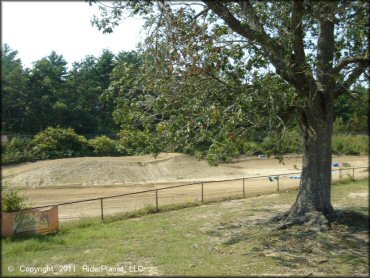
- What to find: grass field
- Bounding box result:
[1,178,368,276]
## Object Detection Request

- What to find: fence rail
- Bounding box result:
[19,166,369,221]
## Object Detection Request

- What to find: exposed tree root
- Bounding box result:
[270,209,369,231]
[271,211,330,231]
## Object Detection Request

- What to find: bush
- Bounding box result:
[88,135,117,156]
[2,136,35,165]
[116,130,154,155]
[32,127,89,159]
[1,185,26,212]
[242,141,263,155]
[278,129,303,154]
[206,139,240,166]
[251,129,303,156]
[332,135,368,155]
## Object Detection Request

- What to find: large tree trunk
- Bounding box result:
[274,88,335,224]
[273,9,336,226]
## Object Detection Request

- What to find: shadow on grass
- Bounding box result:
[329,209,369,231]
[4,230,61,242]
[223,234,249,246]
[261,210,369,269]
[270,256,309,269]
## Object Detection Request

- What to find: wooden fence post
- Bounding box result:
[155,190,159,211]
[201,183,204,203]
[352,168,355,180]
[100,198,104,221]
[243,178,245,198]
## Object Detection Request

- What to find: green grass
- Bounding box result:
[2,179,368,276]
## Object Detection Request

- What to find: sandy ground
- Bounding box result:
[2,153,368,221]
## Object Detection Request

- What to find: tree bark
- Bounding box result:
[273,5,336,224]
[276,87,335,222]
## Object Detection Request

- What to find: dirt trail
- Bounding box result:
[1,153,368,221]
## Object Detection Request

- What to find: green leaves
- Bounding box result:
[89,1,321,164]
[2,45,127,135]
[1,185,26,212]
[1,44,30,133]
[88,135,118,156]
[32,127,89,159]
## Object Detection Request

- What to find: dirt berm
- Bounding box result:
[2,153,367,189]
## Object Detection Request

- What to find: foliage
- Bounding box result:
[91,1,369,166]
[1,47,123,135]
[32,127,89,159]
[1,44,29,133]
[115,130,160,155]
[88,135,117,156]
[1,36,367,142]
[1,128,366,166]
[240,129,303,158]
[25,51,69,132]
[1,185,26,212]
[332,135,368,155]
[90,1,369,217]
[2,136,35,166]
[260,129,304,156]
[334,86,368,134]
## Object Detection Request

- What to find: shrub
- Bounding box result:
[332,135,368,155]
[206,139,240,166]
[2,136,35,165]
[32,127,89,159]
[1,185,26,212]
[334,115,368,135]
[333,117,348,134]
[278,129,303,154]
[242,141,262,155]
[88,135,117,156]
[257,129,303,156]
[116,130,154,155]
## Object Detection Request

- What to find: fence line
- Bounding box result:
[18,166,369,221]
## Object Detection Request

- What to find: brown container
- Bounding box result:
[1,206,58,237]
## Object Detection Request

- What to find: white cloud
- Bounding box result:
[2,1,145,68]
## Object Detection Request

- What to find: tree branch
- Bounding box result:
[316,4,335,92]
[291,0,306,66]
[239,0,265,32]
[203,1,260,43]
[190,7,210,23]
[205,72,231,87]
[333,56,370,74]
[203,1,299,87]
[334,63,368,98]
[288,0,318,95]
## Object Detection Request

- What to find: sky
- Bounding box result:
[2,1,145,69]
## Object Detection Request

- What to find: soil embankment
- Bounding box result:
[3,153,367,188]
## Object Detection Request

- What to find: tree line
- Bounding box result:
[2,43,367,140]
[1,44,142,135]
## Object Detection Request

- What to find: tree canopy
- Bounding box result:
[89,0,369,160]
[89,0,369,224]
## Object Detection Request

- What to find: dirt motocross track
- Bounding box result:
[2,153,368,221]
